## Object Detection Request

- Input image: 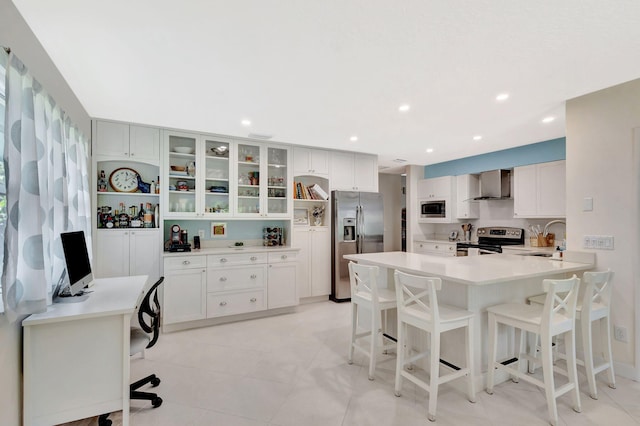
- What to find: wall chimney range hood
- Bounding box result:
[473,169,511,200]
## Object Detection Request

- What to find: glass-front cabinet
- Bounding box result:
[164,132,290,219]
[234,142,290,218]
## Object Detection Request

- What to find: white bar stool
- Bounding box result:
[486,275,581,426]
[528,269,615,399]
[347,262,397,380]
[393,270,476,422]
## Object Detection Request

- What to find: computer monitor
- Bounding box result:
[60,230,94,296]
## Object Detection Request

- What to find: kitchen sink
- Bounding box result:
[518,252,553,257]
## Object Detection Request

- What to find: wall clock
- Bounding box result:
[109,167,140,193]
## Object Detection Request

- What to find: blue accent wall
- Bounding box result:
[424,138,565,178]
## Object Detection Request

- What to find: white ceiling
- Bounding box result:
[12,1,640,170]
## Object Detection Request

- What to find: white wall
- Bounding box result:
[566,79,640,378]
[0,1,91,423]
[379,173,402,251]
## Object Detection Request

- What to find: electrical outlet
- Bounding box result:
[614,325,628,343]
[198,229,205,239]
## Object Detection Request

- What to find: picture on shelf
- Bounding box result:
[211,222,227,238]
[294,208,309,225]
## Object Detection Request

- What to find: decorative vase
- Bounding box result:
[314,217,322,226]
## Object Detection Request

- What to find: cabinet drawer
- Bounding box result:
[207,290,265,318]
[207,252,267,267]
[164,255,207,270]
[207,266,266,292]
[267,251,297,263]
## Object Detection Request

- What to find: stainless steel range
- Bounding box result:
[456,226,524,256]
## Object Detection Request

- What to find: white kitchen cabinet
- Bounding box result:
[456,174,480,219]
[513,160,566,218]
[330,151,378,192]
[94,120,160,163]
[413,240,457,257]
[293,147,329,176]
[163,255,207,324]
[94,229,160,280]
[267,251,298,309]
[293,226,331,298]
[418,176,455,199]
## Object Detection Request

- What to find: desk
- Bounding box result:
[22,275,149,426]
[343,252,593,387]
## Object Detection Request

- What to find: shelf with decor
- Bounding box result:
[293,175,329,227]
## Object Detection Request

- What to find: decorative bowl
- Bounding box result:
[170,165,186,172]
[173,146,195,154]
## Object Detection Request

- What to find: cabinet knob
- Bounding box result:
[219,277,227,282]
[182,260,190,265]
[219,301,227,306]
[250,297,257,302]
[220,258,227,263]
[250,274,257,279]
[281,255,287,259]
[250,256,257,261]
[130,152,134,156]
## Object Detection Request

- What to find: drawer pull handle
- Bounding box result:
[219,301,227,306]
[250,274,257,279]
[220,258,227,263]
[281,255,287,259]
[219,277,227,282]
[182,260,190,265]
[250,297,257,302]
[250,256,257,261]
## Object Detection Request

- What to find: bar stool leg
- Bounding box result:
[486,313,497,395]
[368,309,378,380]
[348,303,357,365]
[581,315,598,399]
[565,329,582,413]
[394,322,405,397]
[541,332,559,426]
[602,315,616,389]
[428,329,440,422]
[466,318,476,403]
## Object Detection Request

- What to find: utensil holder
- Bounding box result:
[530,233,555,247]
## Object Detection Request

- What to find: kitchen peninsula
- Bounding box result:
[344,251,594,387]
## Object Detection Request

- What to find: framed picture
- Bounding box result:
[211,222,227,238]
[294,208,309,225]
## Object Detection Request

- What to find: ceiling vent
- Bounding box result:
[393,158,407,163]
[248,132,273,140]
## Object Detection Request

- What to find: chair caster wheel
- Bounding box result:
[152,397,163,408]
[151,377,161,387]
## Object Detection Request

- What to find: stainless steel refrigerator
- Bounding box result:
[331,190,384,302]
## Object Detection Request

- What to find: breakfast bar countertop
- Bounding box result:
[343,251,593,286]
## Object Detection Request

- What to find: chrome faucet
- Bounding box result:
[543,220,565,236]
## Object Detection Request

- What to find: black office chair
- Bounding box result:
[99,276,164,426]
[130,276,164,406]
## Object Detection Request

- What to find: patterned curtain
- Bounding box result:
[2,53,91,322]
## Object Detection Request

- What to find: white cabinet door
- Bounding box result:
[330,151,355,190]
[95,121,129,158]
[293,148,329,176]
[353,154,378,192]
[419,176,454,199]
[537,161,566,218]
[163,267,207,324]
[94,230,129,278]
[267,262,298,309]
[129,230,160,281]
[129,125,160,163]
[293,227,311,298]
[456,174,479,219]
[95,121,160,163]
[310,227,331,296]
[514,161,565,218]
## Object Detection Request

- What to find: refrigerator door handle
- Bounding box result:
[359,205,365,251]
[355,205,360,253]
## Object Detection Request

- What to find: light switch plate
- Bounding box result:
[583,197,593,211]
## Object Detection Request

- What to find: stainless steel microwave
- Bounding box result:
[420,199,446,218]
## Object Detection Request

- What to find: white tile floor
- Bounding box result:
[63,301,639,426]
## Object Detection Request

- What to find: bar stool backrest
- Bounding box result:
[348,262,380,306]
[541,274,580,334]
[394,270,442,324]
[582,269,612,318]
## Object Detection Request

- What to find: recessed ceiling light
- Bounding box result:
[398,104,411,112]
[496,93,509,101]
[350,136,358,142]
[542,116,555,123]
[426,148,434,153]
[473,135,482,141]
[241,119,251,126]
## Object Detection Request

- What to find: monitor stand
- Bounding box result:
[53,288,90,304]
